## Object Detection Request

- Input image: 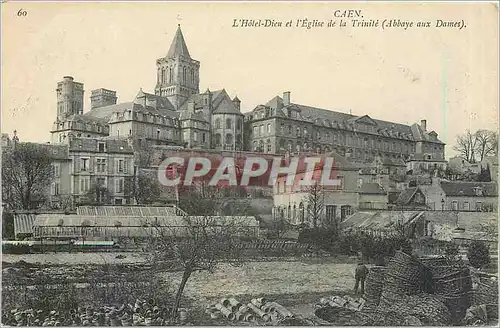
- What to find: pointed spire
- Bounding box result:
[167,25,191,59]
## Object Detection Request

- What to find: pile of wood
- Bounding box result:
[205,297,297,324]
[316,295,365,312]
[1,300,173,326]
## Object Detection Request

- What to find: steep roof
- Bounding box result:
[83,103,135,121]
[178,110,209,123]
[440,181,498,197]
[264,95,417,139]
[167,25,191,59]
[134,90,176,111]
[410,123,445,144]
[178,89,242,116]
[11,142,70,160]
[212,90,243,115]
[341,211,424,232]
[358,183,386,195]
[396,187,418,205]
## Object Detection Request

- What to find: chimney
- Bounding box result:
[420,119,427,132]
[187,101,195,113]
[90,88,117,110]
[232,96,241,111]
[283,91,291,106]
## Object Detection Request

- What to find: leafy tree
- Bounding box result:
[467,241,491,269]
[477,166,492,182]
[2,143,54,210]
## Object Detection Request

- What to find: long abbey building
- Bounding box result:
[50,25,445,167]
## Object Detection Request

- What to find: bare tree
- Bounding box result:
[454,129,498,163]
[149,183,250,319]
[474,130,497,162]
[454,130,477,163]
[305,182,324,228]
[1,143,54,210]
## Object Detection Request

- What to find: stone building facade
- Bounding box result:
[244,92,446,163]
[49,25,244,151]
[47,25,443,164]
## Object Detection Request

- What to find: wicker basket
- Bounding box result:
[437,292,472,324]
[407,294,453,326]
[473,279,499,305]
[378,290,410,310]
[384,272,423,295]
[434,268,472,295]
[377,293,452,326]
[420,257,466,278]
[387,251,425,286]
[364,266,386,307]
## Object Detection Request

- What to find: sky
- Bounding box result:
[2,2,498,159]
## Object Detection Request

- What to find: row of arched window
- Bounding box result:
[158,66,197,85]
[214,117,243,130]
[214,133,242,147]
[273,203,306,225]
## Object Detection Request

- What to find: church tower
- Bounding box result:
[56,76,84,119]
[155,25,200,109]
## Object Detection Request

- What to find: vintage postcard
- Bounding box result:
[1,1,498,327]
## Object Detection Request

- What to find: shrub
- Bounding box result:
[445,242,460,257]
[467,241,491,269]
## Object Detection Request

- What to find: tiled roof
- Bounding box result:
[178,110,208,122]
[410,124,444,144]
[263,95,446,143]
[376,156,406,167]
[134,90,176,111]
[179,89,242,116]
[68,137,133,154]
[440,181,498,197]
[83,103,134,120]
[395,187,418,205]
[359,183,386,195]
[341,211,424,232]
[323,151,357,170]
[167,25,191,59]
[10,142,70,160]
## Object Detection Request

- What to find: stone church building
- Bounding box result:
[50,25,244,151]
[49,25,445,167]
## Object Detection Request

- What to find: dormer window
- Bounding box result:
[98,142,105,153]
